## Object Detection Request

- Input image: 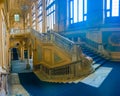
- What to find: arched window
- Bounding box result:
[70,0,87,24]
[14,14,20,22]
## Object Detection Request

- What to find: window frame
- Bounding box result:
[46,0,55,30]
[105,0,120,17]
[32,3,36,29]
[37,0,43,33]
[14,14,20,22]
[69,0,87,24]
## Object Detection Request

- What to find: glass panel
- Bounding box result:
[74,0,78,22]
[47,16,49,30]
[107,11,110,17]
[32,3,36,29]
[70,1,73,18]
[107,0,110,9]
[84,0,87,14]
[14,14,20,22]
[84,16,87,21]
[79,0,83,21]
[46,1,55,30]
[71,19,73,24]
[53,12,55,24]
[50,16,51,29]
[51,14,53,29]
[69,0,87,23]
[112,0,119,16]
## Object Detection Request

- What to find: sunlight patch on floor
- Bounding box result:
[8,73,30,96]
[80,67,112,88]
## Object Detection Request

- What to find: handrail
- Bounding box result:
[50,31,75,56]
[51,32,74,44]
[31,29,47,42]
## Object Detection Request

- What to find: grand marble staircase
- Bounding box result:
[29,29,94,82]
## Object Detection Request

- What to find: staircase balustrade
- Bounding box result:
[40,58,93,81]
[31,29,50,42]
[31,29,81,60]
[51,31,75,56]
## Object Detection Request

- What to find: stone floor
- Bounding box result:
[8,73,30,96]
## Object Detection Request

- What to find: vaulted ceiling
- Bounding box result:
[8,0,37,28]
[8,0,32,17]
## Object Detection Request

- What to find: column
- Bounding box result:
[26,47,31,70]
[20,47,24,61]
[8,49,11,71]
[0,7,2,66]
[72,44,78,61]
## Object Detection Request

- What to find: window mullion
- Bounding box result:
[77,0,79,22]
[110,0,112,17]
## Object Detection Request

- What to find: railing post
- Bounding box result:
[50,33,54,43]
[72,44,78,61]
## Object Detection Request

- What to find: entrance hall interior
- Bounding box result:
[0,0,120,96]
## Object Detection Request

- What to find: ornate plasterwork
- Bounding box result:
[109,33,120,46]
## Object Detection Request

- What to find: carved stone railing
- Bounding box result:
[31,29,48,42]
[50,32,75,57]
[40,55,93,82]
[31,29,81,61]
